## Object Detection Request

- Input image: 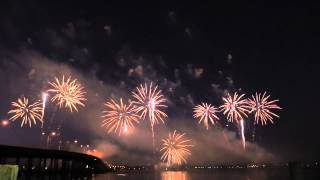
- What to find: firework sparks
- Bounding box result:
[193,103,219,130]
[160,130,192,166]
[220,93,250,150]
[8,97,43,127]
[48,76,86,112]
[132,83,167,126]
[248,92,281,125]
[132,82,167,154]
[220,92,250,122]
[102,98,140,136]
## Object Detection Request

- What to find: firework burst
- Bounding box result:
[132,83,167,126]
[193,103,219,130]
[220,92,250,150]
[132,82,167,155]
[102,98,140,136]
[248,92,281,125]
[8,97,43,127]
[160,130,192,166]
[220,92,250,122]
[48,76,86,112]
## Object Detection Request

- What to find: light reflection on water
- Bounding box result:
[160,171,189,180]
[94,171,191,180]
[93,169,291,180]
[22,168,320,180]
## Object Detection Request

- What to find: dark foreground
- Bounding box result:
[18,168,320,180]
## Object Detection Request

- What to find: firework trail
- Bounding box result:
[193,103,219,130]
[248,92,281,125]
[8,97,43,127]
[40,92,48,143]
[240,119,246,149]
[41,92,48,128]
[48,76,86,112]
[220,93,250,149]
[101,98,140,136]
[160,130,192,166]
[132,83,167,155]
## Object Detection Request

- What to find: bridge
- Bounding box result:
[0,145,110,175]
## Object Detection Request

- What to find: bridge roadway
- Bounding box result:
[0,145,109,174]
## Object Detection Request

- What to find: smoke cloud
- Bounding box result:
[0,49,277,165]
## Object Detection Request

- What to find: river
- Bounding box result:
[18,168,320,180]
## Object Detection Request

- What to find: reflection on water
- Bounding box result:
[161,171,189,180]
[93,171,191,180]
[93,169,291,180]
[20,169,320,180]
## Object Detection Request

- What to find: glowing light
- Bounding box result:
[8,97,43,127]
[161,171,190,180]
[160,130,192,166]
[240,120,246,149]
[48,76,86,112]
[193,103,219,130]
[1,120,9,127]
[51,131,56,136]
[248,92,281,125]
[102,98,140,136]
[132,83,167,126]
[41,92,48,123]
[220,92,250,122]
[87,149,104,159]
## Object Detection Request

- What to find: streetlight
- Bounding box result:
[46,131,57,149]
[1,120,9,127]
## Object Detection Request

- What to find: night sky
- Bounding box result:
[0,1,319,165]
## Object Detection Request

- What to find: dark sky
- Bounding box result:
[0,0,319,164]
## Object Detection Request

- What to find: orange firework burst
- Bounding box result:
[220,92,250,122]
[132,83,167,126]
[102,98,140,136]
[248,92,281,125]
[8,97,43,127]
[160,130,192,166]
[193,103,219,130]
[48,76,86,112]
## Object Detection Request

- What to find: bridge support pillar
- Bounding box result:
[38,158,42,171]
[27,158,33,171]
[15,157,20,165]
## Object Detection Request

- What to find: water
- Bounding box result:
[19,169,320,180]
[94,169,290,180]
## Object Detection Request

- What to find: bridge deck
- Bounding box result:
[0,145,109,174]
